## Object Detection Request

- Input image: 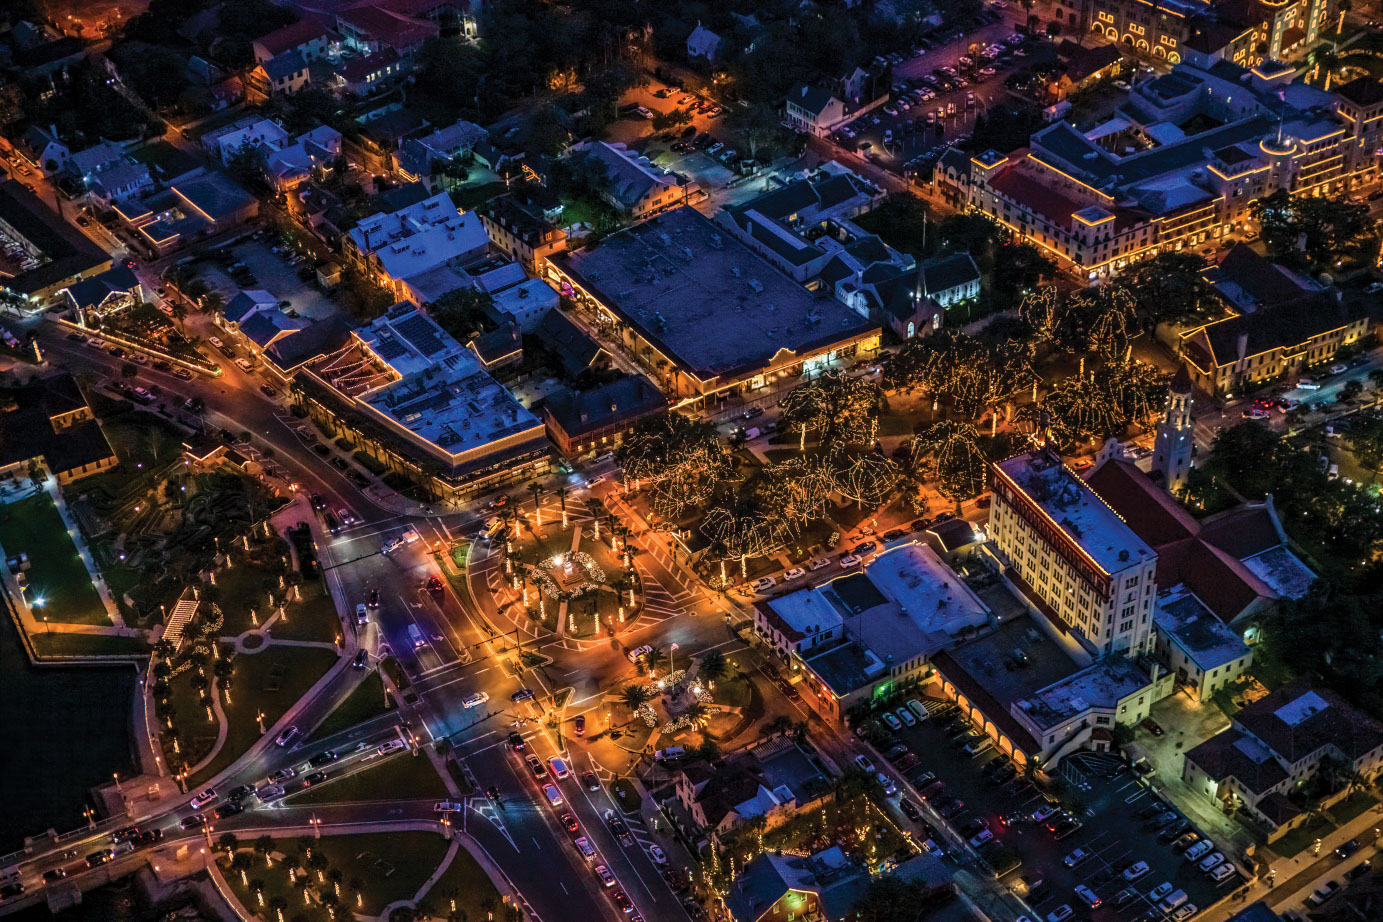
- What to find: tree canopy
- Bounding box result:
[1250,190,1373,268]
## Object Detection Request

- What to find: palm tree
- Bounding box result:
[684,702,710,728]
[253,835,274,864]
[556,485,569,528]
[698,649,728,684]
[528,482,543,526]
[218,832,239,854]
[619,684,651,711]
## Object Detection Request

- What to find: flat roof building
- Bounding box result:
[0,180,112,309]
[345,191,489,297]
[545,206,879,407]
[755,542,990,724]
[1154,589,1253,700]
[294,302,547,501]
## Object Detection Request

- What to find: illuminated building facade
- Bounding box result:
[956,60,1382,279]
[989,450,1159,658]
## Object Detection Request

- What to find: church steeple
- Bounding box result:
[1153,368,1193,493]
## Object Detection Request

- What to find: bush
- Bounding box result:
[353,451,387,476]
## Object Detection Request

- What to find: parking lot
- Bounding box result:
[197,236,341,322]
[863,696,1239,922]
[832,14,1057,175]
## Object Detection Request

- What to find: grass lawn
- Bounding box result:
[189,645,339,787]
[307,671,394,742]
[0,493,109,625]
[711,672,753,710]
[207,563,279,637]
[287,752,448,806]
[287,751,448,807]
[270,580,343,644]
[1331,791,1378,825]
[451,181,506,211]
[32,632,150,657]
[426,844,503,920]
[223,832,451,919]
[1273,812,1336,859]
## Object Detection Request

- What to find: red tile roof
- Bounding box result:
[1086,459,1198,546]
[255,15,335,59]
[986,165,1081,227]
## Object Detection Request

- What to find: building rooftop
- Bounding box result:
[0,373,115,475]
[0,180,111,297]
[1013,657,1152,732]
[555,207,877,384]
[579,141,691,212]
[997,450,1155,574]
[348,191,488,282]
[803,640,887,696]
[349,303,542,460]
[543,375,666,439]
[1155,590,1250,673]
[1240,545,1315,600]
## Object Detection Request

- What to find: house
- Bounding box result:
[542,375,666,458]
[478,188,569,275]
[250,50,312,98]
[1153,589,1253,700]
[398,119,489,181]
[783,71,890,138]
[60,266,142,325]
[0,373,118,484]
[918,252,981,309]
[19,125,71,175]
[335,4,438,56]
[218,289,306,355]
[263,126,343,192]
[64,140,152,207]
[686,23,723,63]
[535,310,607,378]
[490,278,559,332]
[572,141,693,220]
[1184,686,1383,839]
[252,15,340,64]
[672,739,832,841]
[203,117,290,164]
[332,48,408,98]
[467,323,523,373]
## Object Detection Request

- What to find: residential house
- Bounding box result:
[478,188,569,275]
[467,323,523,373]
[64,140,152,207]
[573,141,694,220]
[0,373,118,484]
[218,289,307,357]
[541,375,666,458]
[263,125,343,192]
[331,48,408,98]
[252,16,340,64]
[335,4,438,56]
[783,70,890,138]
[672,739,832,842]
[686,23,723,63]
[203,117,290,164]
[249,50,312,98]
[1185,686,1383,839]
[398,119,489,182]
[18,125,71,175]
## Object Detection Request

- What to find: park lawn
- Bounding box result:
[711,671,753,710]
[223,831,451,921]
[212,563,280,637]
[270,580,343,644]
[451,181,506,211]
[428,844,503,919]
[189,645,339,787]
[306,671,394,742]
[32,632,150,657]
[286,751,448,806]
[0,494,109,625]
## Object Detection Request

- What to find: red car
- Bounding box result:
[574,714,585,736]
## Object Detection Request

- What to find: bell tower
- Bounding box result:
[1153,367,1194,494]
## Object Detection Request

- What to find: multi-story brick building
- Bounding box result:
[989,449,1159,658]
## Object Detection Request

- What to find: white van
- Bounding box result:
[964,737,993,756]
[1157,890,1188,914]
[906,699,929,721]
[655,746,686,762]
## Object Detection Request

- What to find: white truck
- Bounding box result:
[381,528,420,555]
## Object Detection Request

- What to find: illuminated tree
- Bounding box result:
[911,421,988,515]
[701,505,787,578]
[833,452,900,509]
